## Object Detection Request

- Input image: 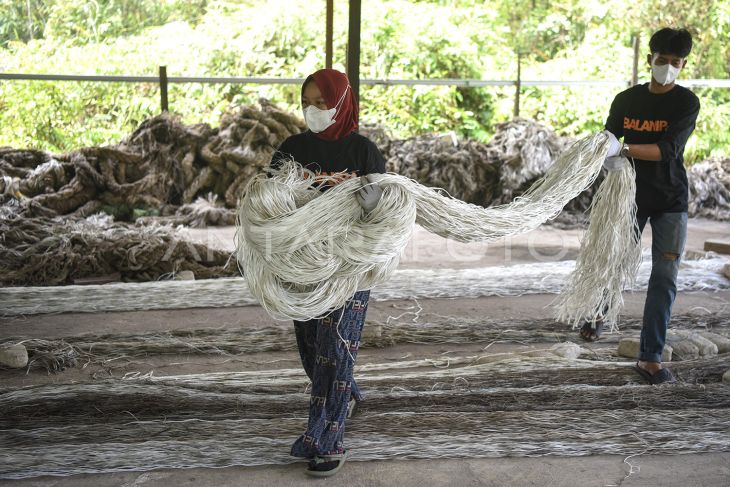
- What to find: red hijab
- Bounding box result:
[303,69,358,141]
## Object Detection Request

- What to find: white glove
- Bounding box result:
[603,130,621,157]
[355,174,383,213]
[603,155,625,172]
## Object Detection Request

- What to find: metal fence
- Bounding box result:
[2,68,729,114]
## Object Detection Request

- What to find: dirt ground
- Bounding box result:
[1,218,729,486]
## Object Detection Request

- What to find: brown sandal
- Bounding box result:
[579,320,604,342]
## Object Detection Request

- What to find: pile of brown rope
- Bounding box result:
[485,118,570,202]
[1,104,728,287]
[2,109,728,226]
[0,99,305,286]
[385,133,500,204]
[0,99,305,226]
[0,208,236,286]
[380,119,594,213]
[688,157,730,220]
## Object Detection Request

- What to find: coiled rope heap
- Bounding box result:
[236,132,641,325]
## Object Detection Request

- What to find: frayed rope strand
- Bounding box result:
[556,159,642,329]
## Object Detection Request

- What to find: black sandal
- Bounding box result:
[633,363,677,385]
[579,320,604,342]
[305,450,349,477]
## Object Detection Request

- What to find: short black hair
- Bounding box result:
[649,28,693,58]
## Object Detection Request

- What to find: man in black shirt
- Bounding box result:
[580,28,700,385]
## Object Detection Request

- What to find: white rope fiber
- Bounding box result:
[556,159,642,328]
[2,253,727,316]
[236,132,641,322]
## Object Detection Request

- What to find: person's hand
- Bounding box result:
[603,155,625,172]
[603,130,621,157]
[355,174,383,213]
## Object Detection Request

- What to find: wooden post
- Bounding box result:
[631,33,640,86]
[347,0,361,101]
[513,52,521,118]
[326,0,333,69]
[159,66,169,113]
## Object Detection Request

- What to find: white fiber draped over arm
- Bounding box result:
[236,132,640,323]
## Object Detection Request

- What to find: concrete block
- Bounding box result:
[670,340,700,361]
[669,330,718,357]
[549,342,582,360]
[617,337,672,361]
[173,270,196,281]
[724,263,730,280]
[0,344,29,368]
[698,331,730,354]
[704,239,730,255]
[362,324,383,340]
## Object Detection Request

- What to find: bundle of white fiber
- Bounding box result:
[236,132,638,322]
[555,159,642,328]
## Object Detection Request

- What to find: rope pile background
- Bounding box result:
[1,106,727,224]
[688,157,730,220]
[1,100,729,286]
[0,209,236,286]
[0,99,304,224]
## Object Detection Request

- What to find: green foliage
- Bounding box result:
[496,0,596,62]
[43,0,208,44]
[0,0,728,162]
[622,0,730,79]
[0,0,52,46]
[0,0,207,47]
[357,2,498,139]
[685,89,730,163]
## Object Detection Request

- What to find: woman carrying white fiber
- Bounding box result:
[268,68,386,477]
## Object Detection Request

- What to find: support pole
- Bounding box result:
[326,0,333,69]
[513,52,521,118]
[347,0,361,101]
[631,33,640,86]
[159,66,169,113]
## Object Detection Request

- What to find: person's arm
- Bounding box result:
[625,96,700,162]
[655,96,700,161]
[624,144,662,161]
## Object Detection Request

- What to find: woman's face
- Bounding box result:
[302,81,328,110]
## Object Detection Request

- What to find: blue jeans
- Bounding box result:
[636,212,688,363]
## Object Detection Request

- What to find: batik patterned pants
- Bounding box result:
[290,290,370,458]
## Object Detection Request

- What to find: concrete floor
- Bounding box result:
[4,453,730,487]
[2,219,729,486]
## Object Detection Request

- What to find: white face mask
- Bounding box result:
[651,54,681,86]
[302,86,349,133]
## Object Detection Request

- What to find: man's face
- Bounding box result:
[647,52,687,70]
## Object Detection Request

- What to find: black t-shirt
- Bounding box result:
[605,82,700,217]
[270,131,386,181]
